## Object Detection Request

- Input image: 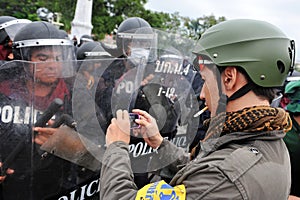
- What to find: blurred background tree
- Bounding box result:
[0,0,226,40]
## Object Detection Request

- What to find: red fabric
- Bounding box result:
[0,44,12,61]
[0,78,70,110]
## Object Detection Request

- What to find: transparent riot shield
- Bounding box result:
[0,59,79,200]
[108,28,204,184]
[70,27,203,194]
[0,30,225,200]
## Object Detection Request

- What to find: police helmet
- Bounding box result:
[0,16,31,44]
[193,19,295,87]
[13,21,75,61]
[116,17,154,56]
[78,34,93,47]
[76,41,111,60]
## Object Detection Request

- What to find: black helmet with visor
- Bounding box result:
[12,21,76,77]
[116,17,156,62]
[0,16,31,44]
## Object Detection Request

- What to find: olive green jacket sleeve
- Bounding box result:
[100,141,138,200]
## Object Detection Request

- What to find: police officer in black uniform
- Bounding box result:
[0,21,77,200]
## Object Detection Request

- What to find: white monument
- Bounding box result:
[70,0,93,40]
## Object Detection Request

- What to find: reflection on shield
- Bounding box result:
[108,28,201,174]
[0,60,80,199]
[0,27,224,198]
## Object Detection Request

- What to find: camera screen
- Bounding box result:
[129,113,140,129]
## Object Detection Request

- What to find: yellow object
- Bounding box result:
[135,180,186,200]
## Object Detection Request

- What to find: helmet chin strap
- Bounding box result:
[210,66,255,114]
[216,81,254,114]
[226,82,255,102]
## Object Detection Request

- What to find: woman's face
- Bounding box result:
[30,48,63,84]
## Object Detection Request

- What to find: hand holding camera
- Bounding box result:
[131,109,163,149]
[106,110,131,147]
[106,109,163,149]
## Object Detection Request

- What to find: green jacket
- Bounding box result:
[100,130,291,200]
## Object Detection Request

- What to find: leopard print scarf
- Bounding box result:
[190,106,292,159]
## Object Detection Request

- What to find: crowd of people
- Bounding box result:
[0,14,298,200]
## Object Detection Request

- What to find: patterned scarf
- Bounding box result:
[190,106,292,159]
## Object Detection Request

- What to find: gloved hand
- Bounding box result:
[106,110,130,147]
[132,109,163,149]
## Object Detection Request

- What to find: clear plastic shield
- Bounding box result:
[1,19,31,41]
[71,28,205,189]
[0,28,226,199]
[0,60,99,200]
[109,28,202,175]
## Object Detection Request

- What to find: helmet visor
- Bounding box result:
[119,27,156,59]
[1,19,31,41]
[15,41,76,78]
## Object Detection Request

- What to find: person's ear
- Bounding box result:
[223,66,237,90]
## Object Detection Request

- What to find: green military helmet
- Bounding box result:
[193,19,295,87]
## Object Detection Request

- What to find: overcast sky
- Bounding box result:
[145,0,300,61]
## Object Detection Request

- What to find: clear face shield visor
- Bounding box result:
[0,19,32,41]
[118,27,157,61]
[14,39,76,78]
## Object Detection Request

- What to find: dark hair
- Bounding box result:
[219,66,277,103]
[236,66,277,103]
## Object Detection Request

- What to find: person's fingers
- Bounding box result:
[33,127,56,135]
[111,118,117,124]
[0,162,14,182]
[116,109,129,120]
[0,176,5,183]
[38,133,49,140]
[123,110,129,121]
[0,168,14,184]
[132,109,152,121]
[34,134,48,145]
[116,109,123,119]
[6,168,14,175]
[47,119,55,126]
[132,109,144,114]
[135,118,150,127]
[34,137,43,145]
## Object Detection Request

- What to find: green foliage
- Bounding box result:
[183,15,226,40]
[0,0,226,41]
[0,0,39,21]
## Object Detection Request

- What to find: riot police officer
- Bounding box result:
[0,16,31,61]
[103,17,156,84]
[0,21,76,200]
